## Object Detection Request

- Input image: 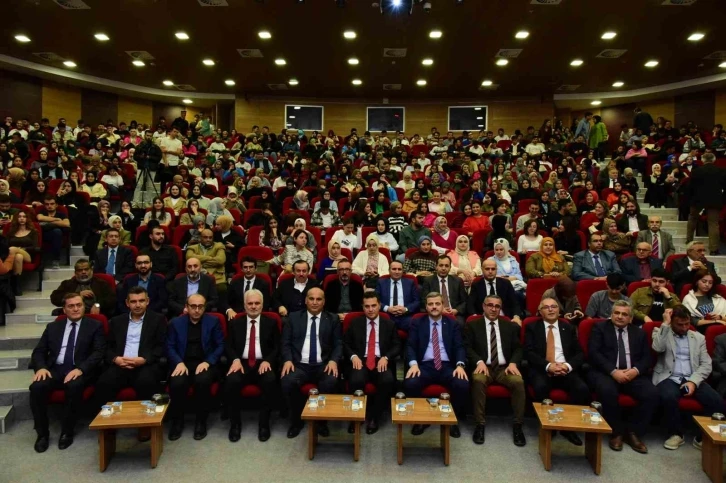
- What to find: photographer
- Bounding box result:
[133,130,162,171]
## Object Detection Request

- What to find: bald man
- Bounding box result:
[168,257,219,317]
[468,259,523,324]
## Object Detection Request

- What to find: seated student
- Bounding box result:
[629,268,680,325]
[143,197,172,227]
[163,184,187,217]
[116,254,168,314]
[36,195,70,269]
[6,210,39,295]
[330,218,360,252]
[402,235,439,280]
[585,273,630,319]
[352,234,390,288]
[168,258,219,317]
[682,269,726,334]
[268,229,314,274]
[140,225,178,282]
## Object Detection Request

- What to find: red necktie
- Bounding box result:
[652,233,659,258]
[248,320,257,367]
[432,321,442,370]
[366,320,376,370]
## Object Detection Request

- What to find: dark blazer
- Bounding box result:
[571,249,621,281]
[420,275,467,316]
[620,256,663,285]
[168,275,219,316]
[93,246,135,282]
[324,279,364,314]
[616,213,648,234]
[225,314,280,369]
[166,314,225,367]
[636,229,675,260]
[406,316,466,366]
[376,276,420,313]
[282,310,342,365]
[587,319,651,376]
[343,315,400,362]
[671,256,716,295]
[468,277,523,319]
[116,274,168,314]
[29,317,105,376]
[464,317,522,369]
[688,163,726,209]
[525,319,584,373]
[272,278,317,313]
[49,277,117,315]
[228,277,271,313]
[105,311,166,366]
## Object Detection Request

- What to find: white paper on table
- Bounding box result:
[708,425,722,433]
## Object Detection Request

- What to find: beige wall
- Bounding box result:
[41,82,81,124]
[716,89,726,125]
[640,97,675,123]
[117,97,152,126]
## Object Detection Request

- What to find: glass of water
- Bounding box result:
[428,398,439,411]
[406,401,414,415]
[342,396,352,410]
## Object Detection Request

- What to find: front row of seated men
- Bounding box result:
[29,286,725,455]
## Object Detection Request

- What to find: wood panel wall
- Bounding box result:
[81,89,118,128]
[117,97,153,127]
[0,71,42,121]
[638,97,675,124]
[713,89,726,125]
[41,81,81,125]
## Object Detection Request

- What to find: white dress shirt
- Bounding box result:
[387,278,404,310]
[55,319,82,366]
[362,317,380,359]
[294,280,308,292]
[300,312,323,364]
[243,276,256,292]
[483,318,506,366]
[627,216,640,233]
[543,321,572,373]
[242,316,263,360]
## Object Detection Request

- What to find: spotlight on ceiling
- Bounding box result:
[380,0,414,15]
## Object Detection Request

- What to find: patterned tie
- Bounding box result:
[309,316,318,364]
[393,280,399,306]
[617,328,627,370]
[546,324,556,363]
[489,321,499,370]
[106,248,116,276]
[441,278,451,309]
[432,321,442,370]
[63,322,77,375]
[248,320,257,367]
[366,320,376,370]
[593,255,606,276]
[651,233,659,259]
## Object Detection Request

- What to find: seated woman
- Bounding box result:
[5,211,39,295]
[553,215,581,258]
[259,216,284,255]
[115,201,140,239]
[417,201,437,228]
[179,199,204,226]
[269,229,314,274]
[541,276,584,323]
[206,197,231,227]
[355,200,377,228]
[517,219,543,254]
[402,189,422,216]
[293,190,310,211]
[682,270,726,334]
[317,240,347,281]
[488,200,512,228]
[143,197,172,226]
[602,219,632,258]
[402,235,439,280]
[201,166,219,192]
[577,190,597,215]
[447,234,482,289]
[431,215,457,254]
[80,171,107,203]
[23,179,47,208]
[284,218,317,256]
[609,192,631,217]
[370,217,399,255]
[427,190,452,216]
[180,214,207,249]
[462,200,491,237]
[164,184,187,217]
[189,183,211,211]
[97,215,131,249]
[580,200,611,234]
[225,187,246,213]
[488,238,526,303]
[387,202,407,240]
[313,190,339,214]
[213,214,244,277]
[85,200,112,256]
[526,237,570,278]
[101,166,124,198]
[352,234,390,289]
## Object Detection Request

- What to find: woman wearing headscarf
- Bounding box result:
[163,184,187,216]
[370,217,399,255]
[206,197,231,227]
[80,170,107,204]
[213,214,244,278]
[402,235,439,279]
[180,214,208,249]
[97,215,132,249]
[293,190,310,211]
[225,186,246,213]
[396,170,415,193]
[484,214,514,252]
[602,218,632,258]
[317,239,347,281]
[447,234,482,289]
[488,238,527,298]
[0,179,19,203]
[431,215,458,254]
[352,234,390,288]
[525,237,570,278]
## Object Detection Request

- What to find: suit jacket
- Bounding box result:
[227,277,271,313]
[225,314,280,369]
[420,274,467,316]
[468,277,523,319]
[636,230,675,260]
[272,278,317,313]
[30,316,105,376]
[49,277,116,315]
[406,316,466,366]
[652,324,711,386]
[688,163,726,209]
[166,313,225,367]
[619,256,663,285]
[616,213,648,234]
[587,320,650,376]
[343,315,400,363]
[324,279,364,314]
[464,316,522,368]
[376,277,420,313]
[525,320,584,373]
[282,310,342,365]
[106,311,166,366]
[93,246,135,282]
[571,249,621,281]
[712,334,726,387]
[671,256,716,295]
[168,275,219,316]
[116,274,168,315]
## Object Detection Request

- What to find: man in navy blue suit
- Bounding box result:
[404,292,469,438]
[620,242,662,284]
[376,260,420,331]
[116,254,168,314]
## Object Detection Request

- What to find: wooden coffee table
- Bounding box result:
[301,394,367,461]
[390,398,458,466]
[89,401,168,472]
[532,403,612,475]
[694,415,726,482]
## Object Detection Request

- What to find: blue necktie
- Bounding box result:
[62,322,77,375]
[106,248,116,276]
[593,255,606,276]
[309,316,318,364]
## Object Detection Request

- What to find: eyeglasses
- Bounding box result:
[541,305,559,311]
[636,248,651,252]
[186,304,205,310]
[484,303,502,309]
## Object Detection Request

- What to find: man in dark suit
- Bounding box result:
[525,297,589,446]
[116,254,168,314]
[226,257,271,319]
[281,287,342,439]
[92,228,135,282]
[140,225,178,282]
[376,260,420,331]
[166,293,225,441]
[323,259,364,320]
[94,287,166,413]
[421,255,468,326]
[28,292,105,453]
[469,259,523,325]
[168,257,219,317]
[273,260,317,319]
[465,294,526,446]
[616,200,648,236]
[571,231,621,281]
[687,152,726,255]
[620,242,662,284]
[636,216,675,261]
[224,289,280,443]
[587,300,658,454]
[671,241,716,296]
[343,292,399,434]
[404,292,469,438]
[49,259,116,317]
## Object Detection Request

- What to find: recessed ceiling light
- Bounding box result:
[477,117,483,120]
[14,35,30,43]
[275,58,286,66]
[496,59,509,66]
[63,61,76,68]
[352,79,362,85]
[416,79,427,86]
[202,59,215,66]
[422,58,434,66]
[591,100,602,106]
[343,30,356,39]
[720,62,726,68]
[348,58,359,65]
[429,30,442,39]
[474,107,482,111]
[182,99,193,104]
[294,106,301,109]
[645,60,659,67]
[258,31,272,39]
[570,59,584,66]
[688,32,705,41]
[132,60,145,67]
[515,31,529,39]
[225,79,235,86]
[612,81,624,87]
[601,31,617,39]
[481,80,493,86]
[94,33,109,41]
[163,80,174,86]
[175,32,189,40]
[288,116,296,119]
[289,78,299,85]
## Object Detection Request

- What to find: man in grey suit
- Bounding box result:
[636,216,675,263]
[652,305,723,450]
[420,255,468,326]
[572,231,621,281]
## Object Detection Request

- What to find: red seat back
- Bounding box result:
[526,278,559,316]
[576,280,607,312]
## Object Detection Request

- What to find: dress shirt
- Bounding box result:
[55,319,83,366]
[589,251,603,268]
[186,277,200,297]
[137,275,149,291]
[418,317,451,365]
[338,283,352,313]
[543,321,572,373]
[300,311,323,365]
[386,278,404,311]
[482,318,506,366]
[627,216,640,233]
[351,317,381,360]
[638,260,652,280]
[650,231,661,259]
[123,313,145,358]
[241,317,263,360]
[613,326,633,372]
[670,334,692,383]
[687,257,700,271]
[294,280,308,292]
[243,276,256,291]
[439,277,449,303]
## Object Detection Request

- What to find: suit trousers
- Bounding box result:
[687,206,720,253]
[587,372,658,437]
[348,360,396,422]
[471,367,526,424]
[94,364,162,408]
[29,366,91,436]
[529,368,590,405]
[168,362,220,420]
[403,361,470,417]
[223,360,278,425]
[280,363,338,424]
[657,379,724,436]
[391,314,413,332]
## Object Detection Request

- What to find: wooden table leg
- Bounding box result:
[150,426,163,468]
[138,427,151,442]
[354,422,361,462]
[585,432,602,475]
[308,421,317,460]
[98,429,116,472]
[397,424,403,465]
[702,435,723,483]
[538,428,552,471]
[442,425,450,466]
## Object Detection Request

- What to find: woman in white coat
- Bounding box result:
[352,233,390,288]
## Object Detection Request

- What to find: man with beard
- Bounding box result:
[50,259,115,317]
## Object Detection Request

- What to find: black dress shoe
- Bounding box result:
[348,422,356,434]
[513,424,526,447]
[473,424,486,445]
[258,425,271,442]
[366,420,379,435]
[193,419,208,440]
[287,422,304,439]
[229,423,242,443]
[560,430,582,446]
[169,419,184,441]
[58,432,74,450]
[450,425,461,438]
[317,422,330,437]
[34,435,49,453]
[411,424,430,436]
